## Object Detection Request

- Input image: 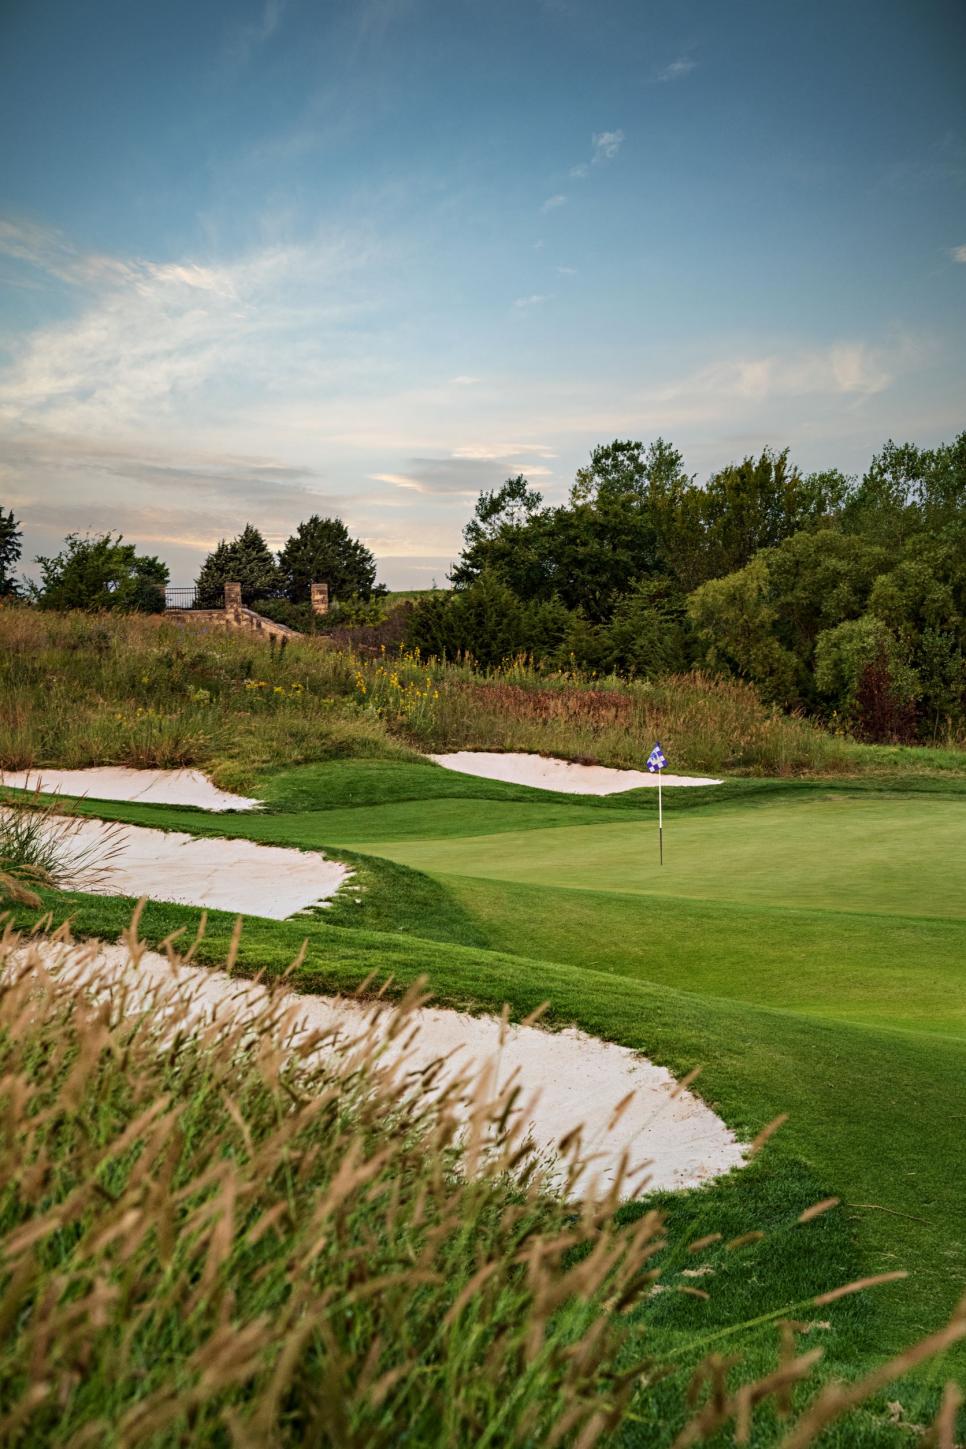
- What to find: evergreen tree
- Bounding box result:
[194,524,279,607]
[0,506,22,598]
[276,516,378,604]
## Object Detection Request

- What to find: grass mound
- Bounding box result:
[7,607,962,785]
[2,928,963,1446]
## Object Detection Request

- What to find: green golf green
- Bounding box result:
[356,794,965,920]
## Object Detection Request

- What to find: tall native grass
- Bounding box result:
[2,608,961,784]
[0,796,125,906]
[1,923,963,1445]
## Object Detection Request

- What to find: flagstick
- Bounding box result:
[658,769,663,865]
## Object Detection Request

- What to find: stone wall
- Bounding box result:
[165,605,300,641]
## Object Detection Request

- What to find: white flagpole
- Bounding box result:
[658,768,663,865]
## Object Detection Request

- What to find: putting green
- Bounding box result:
[357,795,966,921]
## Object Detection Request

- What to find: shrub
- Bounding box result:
[814,615,919,734]
[32,532,168,613]
[602,579,692,678]
[0,797,124,905]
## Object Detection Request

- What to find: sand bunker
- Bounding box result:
[430,752,721,794]
[26,938,746,1197]
[0,766,260,812]
[54,818,349,919]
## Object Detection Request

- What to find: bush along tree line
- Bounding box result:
[406,433,966,743]
[16,531,170,614]
[194,516,384,630]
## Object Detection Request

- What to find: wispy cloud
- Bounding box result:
[654,56,696,83]
[555,265,577,276]
[223,0,287,69]
[370,460,496,495]
[449,374,481,385]
[370,442,555,495]
[513,293,552,308]
[568,130,624,182]
[540,194,567,213]
[951,244,966,263]
[0,217,379,435]
[2,432,360,573]
[451,443,556,460]
[592,129,624,161]
[627,340,905,430]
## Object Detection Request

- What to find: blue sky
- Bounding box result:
[1,0,964,588]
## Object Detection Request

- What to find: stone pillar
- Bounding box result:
[310,582,329,615]
[224,581,242,612]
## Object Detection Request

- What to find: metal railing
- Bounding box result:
[164,587,203,611]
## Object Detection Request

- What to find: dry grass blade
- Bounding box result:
[778,1315,966,1448]
[797,1197,840,1223]
[0,920,962,1446]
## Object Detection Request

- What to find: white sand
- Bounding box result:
[430,751,722,794]
[54,818,349,919]
[24,938,747,1198]
[0,766,260,812]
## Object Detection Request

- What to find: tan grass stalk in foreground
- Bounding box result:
[0,924,963,1445]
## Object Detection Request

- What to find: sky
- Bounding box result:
[1,0,964,590]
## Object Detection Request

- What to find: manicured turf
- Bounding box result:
[358,795,965,920]
[5,755,966,1402]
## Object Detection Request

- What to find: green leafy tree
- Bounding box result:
[449,477,544,588]
[277,516,379,604]
[195,524,279,608]
[451,447,667,622]
[841,432,966,548]
[757,531,888,675]
[687,557,800,705]
[915,628,965,739]
[696,447,835,584]
[0,506,22,598]
[570,438,671,507]
[814,615,919,737]
[407,573,579,668]
[34,533,168,612]
[603,579,692,678]
[406,571,524,666]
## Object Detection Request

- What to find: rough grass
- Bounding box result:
[2,926,963,1446]
[5,608,963,784]
[0,609,408,790]
[0,796,125,907]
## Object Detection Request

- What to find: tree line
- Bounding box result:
[0,514,380,623]
[3,429,963,741]
[407,434,965,742]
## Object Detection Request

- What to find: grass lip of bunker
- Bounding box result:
[27,937,749,1199]
[429,751,722,794]
[51,818,350,920]
[0,767,261,812]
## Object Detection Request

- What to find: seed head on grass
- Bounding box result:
[0,923,963,1445]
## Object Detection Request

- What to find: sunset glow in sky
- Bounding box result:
[1,0,964,586]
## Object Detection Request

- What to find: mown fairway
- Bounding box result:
[10,758,966,1415]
